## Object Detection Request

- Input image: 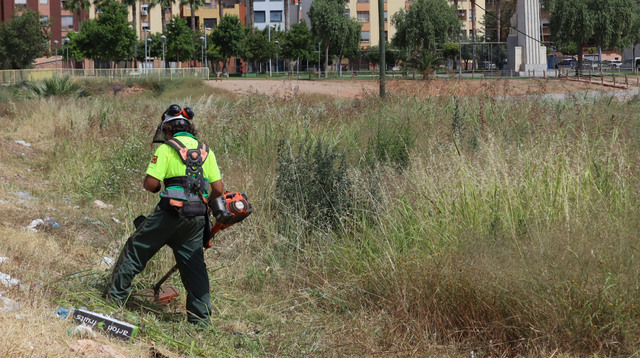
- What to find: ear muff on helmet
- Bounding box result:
[153,104,195,143]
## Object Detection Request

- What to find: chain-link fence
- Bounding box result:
[0,67,209,85]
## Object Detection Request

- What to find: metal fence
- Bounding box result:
[0,67,209,85]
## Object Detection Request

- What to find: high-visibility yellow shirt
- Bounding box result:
[145,132,221,195]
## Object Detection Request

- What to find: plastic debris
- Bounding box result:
[0,272,20,287]
[93,200,114,210]
[15,140,31,147]
[0,296,20,312]
[27,219,44,231]
[101,257,115,267]
[72,324,97,338]
[0,257,8,264]
[27,217,61,231]
[56,307,71,319]
[112,217,121,224]
[44,216,62,230]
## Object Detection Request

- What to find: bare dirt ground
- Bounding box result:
[206,78,637,99]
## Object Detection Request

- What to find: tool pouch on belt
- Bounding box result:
[159,198,208,217]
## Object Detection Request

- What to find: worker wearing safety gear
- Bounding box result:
[106,104,224,325]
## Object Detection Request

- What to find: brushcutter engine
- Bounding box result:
[210,191,252,226]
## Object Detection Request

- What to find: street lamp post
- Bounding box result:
[144,29,150,70]
[268,25,273,77]
[204,27,210,69]
[275,40,279,75]
[147,38,153,68]
[63,37,70,71]
[199,36,205,67]
[54,40,59,73]
[161,35,166,69]
[318,42,321,78]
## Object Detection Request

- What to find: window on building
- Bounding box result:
[204,18,217,27]
[254,11,266,23]
[61,15,74,30]
[343,8,350,17]
[357,0,368,3]
[142,22,150,31]
[204,0,212,8]
[469,9,475,21]
[141,4,149,15]
[270,10,282,22]
[40,15,49,22]
[384,30,388,42]
[40,0,48,4]
[384,10,387,21]
[357,11,369,22]
[271,0,283,2]
[361,31,370,42]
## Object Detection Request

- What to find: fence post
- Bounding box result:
[612,74,616,86]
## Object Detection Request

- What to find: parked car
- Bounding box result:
[581,60,599,70]
[557,57,577,68]
[603,60,622,69]
[480,61,497,70]
[621,57,640,71]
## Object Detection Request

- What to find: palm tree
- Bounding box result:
[218,0,223,23]
[92,0,110,17]
[63,0,90,31]
[150,0,175,32]
[122,0,139,67]
[248,0,254,34]
[284,0,288,30]
[180,0,205,32]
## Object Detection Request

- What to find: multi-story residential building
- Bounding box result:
[1,0,83,46]
[344,0,485,48]
[251,0,284,31]
[181,0,246,31]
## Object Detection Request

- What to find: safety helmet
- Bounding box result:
[161,104,194,125]
[153,104,195,143]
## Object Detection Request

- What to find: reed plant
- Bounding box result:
[2,79,639,356]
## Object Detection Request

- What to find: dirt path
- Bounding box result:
[206,78,635,99]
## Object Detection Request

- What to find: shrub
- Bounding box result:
[274,138,352,243]
[27,76,89,97]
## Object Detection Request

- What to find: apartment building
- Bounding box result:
[1,0,83,45]
[345,0,485,48]
[181,0,246,31]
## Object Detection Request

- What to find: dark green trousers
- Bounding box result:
[107,206,211,325]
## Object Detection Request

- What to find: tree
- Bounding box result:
[75,1,136,67]
[165,15,195,64]
[281,20,316,72]
[391,0,460,54]
[309,0,352,76]
[180,0,205,32]
[547,0,637,74]
[484,0,514,44]
[441,42,460,69]
[150,0,176,32]
[210,15,245,75]
[63,0,90,31]
[242,27,272,73]
[330,16,360,75]
[121,0,139,67]
[0,10,50,69]
[365,44,402,69]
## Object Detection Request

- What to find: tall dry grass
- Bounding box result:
[0,78,638,356]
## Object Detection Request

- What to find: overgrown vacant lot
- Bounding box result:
[0,77,639,357]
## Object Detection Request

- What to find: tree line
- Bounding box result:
[2,0,640,73]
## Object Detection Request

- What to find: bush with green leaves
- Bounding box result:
[27,76,89,98]
[274,138,352,243]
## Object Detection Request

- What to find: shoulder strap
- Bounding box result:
[165,138,189,163]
